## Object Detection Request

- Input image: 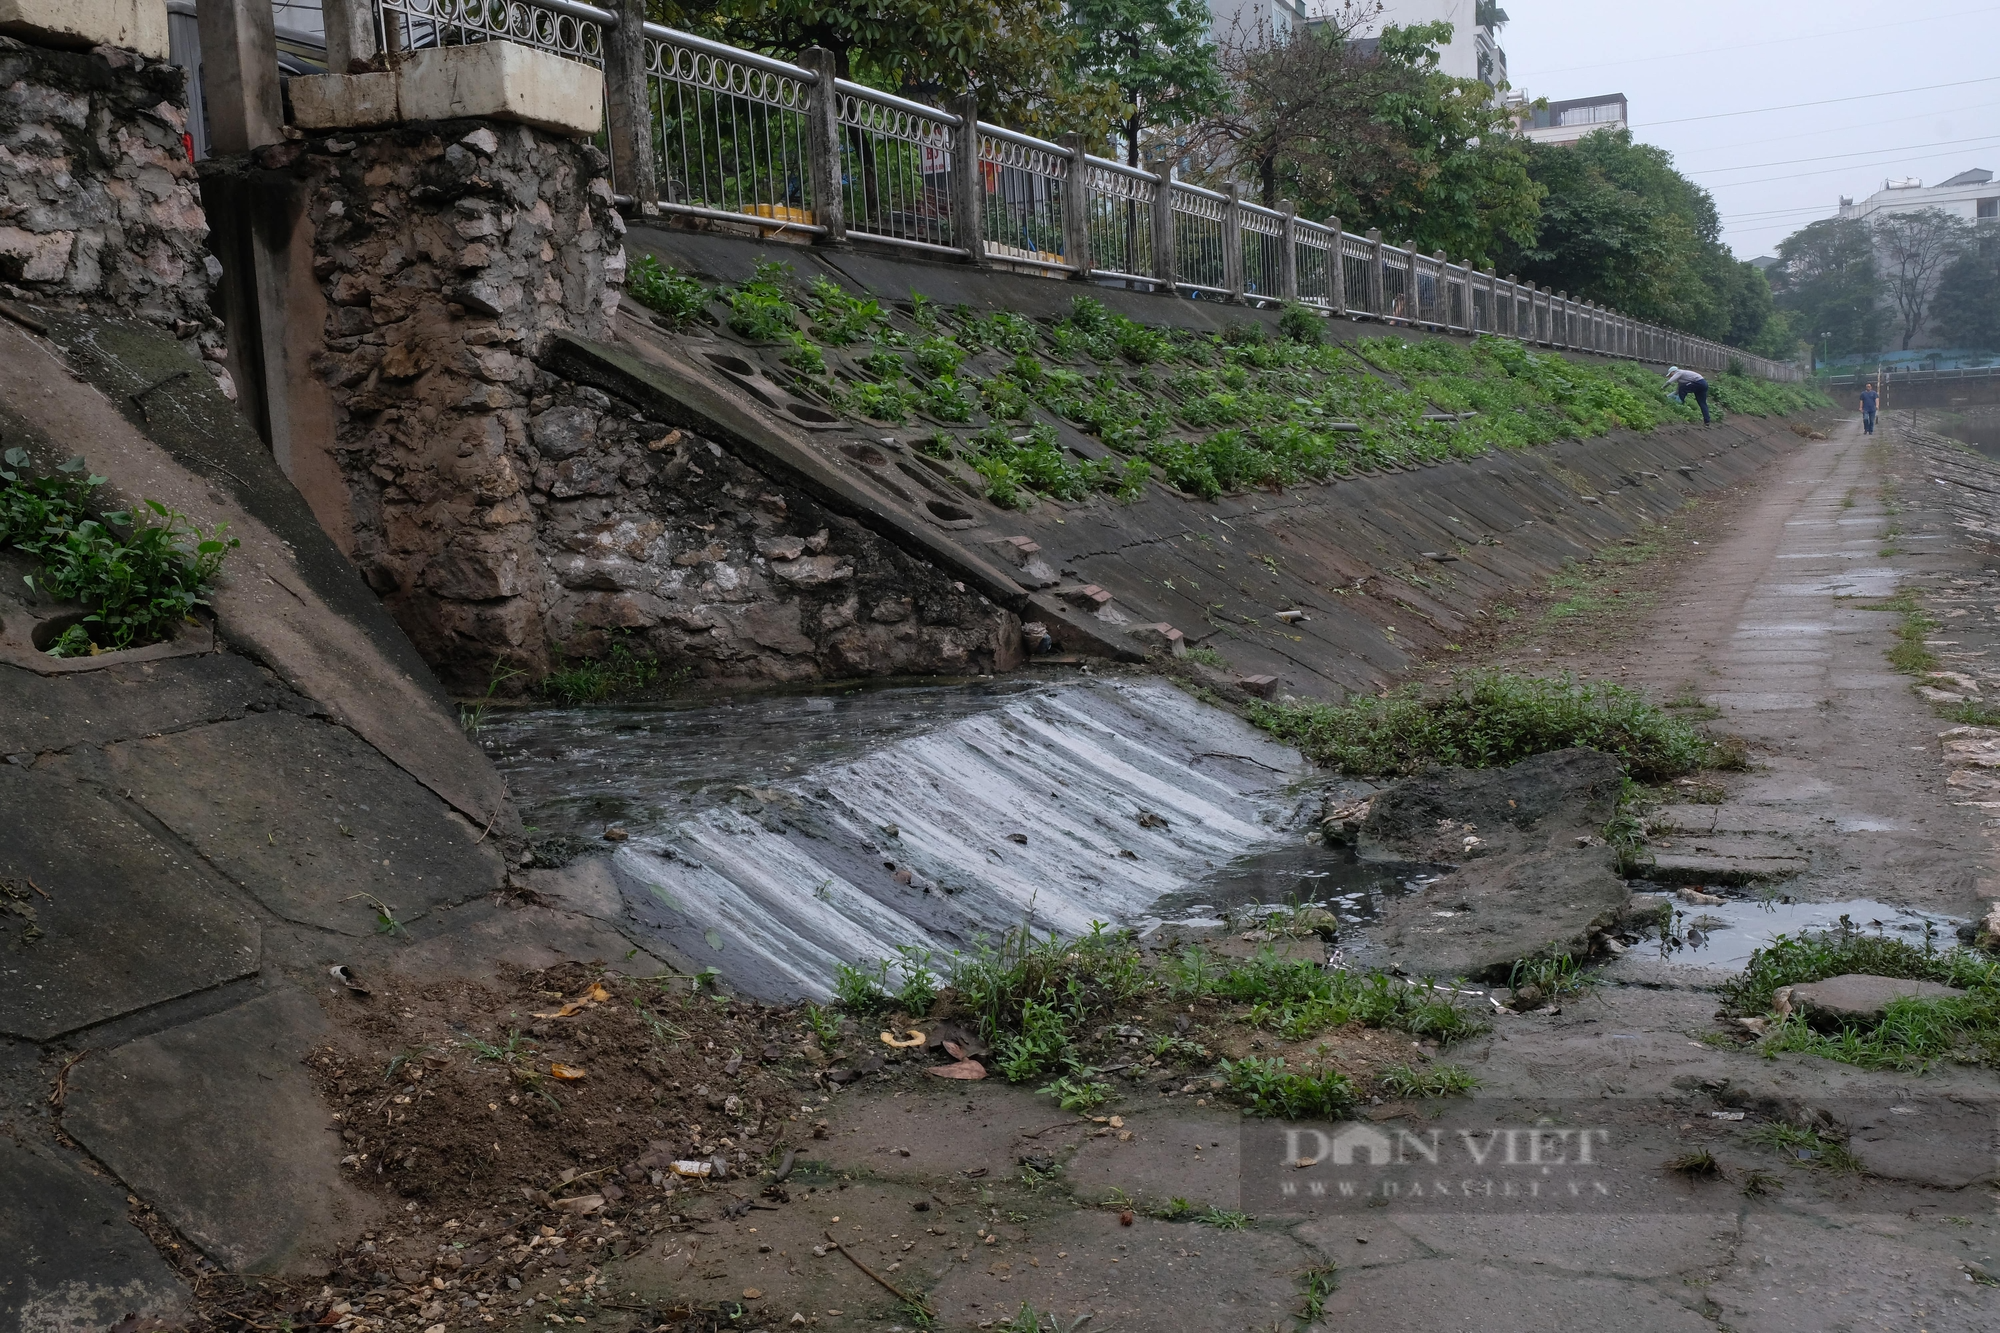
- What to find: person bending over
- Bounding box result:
[1663,366,1710,424]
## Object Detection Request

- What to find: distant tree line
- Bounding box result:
[651,0,1993,357]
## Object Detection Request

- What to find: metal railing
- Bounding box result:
[352,0,1802,381]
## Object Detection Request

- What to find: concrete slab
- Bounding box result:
[1317,1257,1716,1331]
[1707,1211,2000,1333]
[400,43,604,138]
[103,710,505,935]
[923,1211,1307,1333]
[0,1134,187,1331]
[63,987,377,1274]
[0,653,295,759]
[0,0,168,58]
[0,766,260,1041]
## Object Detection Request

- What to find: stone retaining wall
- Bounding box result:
[0,36,216,339]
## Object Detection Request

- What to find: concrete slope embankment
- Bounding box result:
[0,312,510,829]
[554,226,1818,699]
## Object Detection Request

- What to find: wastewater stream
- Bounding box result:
[484,677,1433,1000]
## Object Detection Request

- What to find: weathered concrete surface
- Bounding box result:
[1358,749,1633,979]
[102,709,505,934]
[63,987,375,1273]
[0,1131,188,1330]
[0,314,514,831]
[0,762,260,1040]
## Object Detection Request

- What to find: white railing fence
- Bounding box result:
[345,0,1800,381]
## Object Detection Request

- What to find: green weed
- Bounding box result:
[1037,1074,1112,1112]
[1376,1061,1480,1098]
[625,255,712,327]
[724,260,801,341]
[803,275,882,345]
[3,450,237,652]
[1219,1055,1356,1119]
[1746,1121,1862,1172]
[832,958,892,1014]
[803,1001,842,1048]
[537,635,661,704]
[1250,671,1713,781]
[1298,1263,1339,1325]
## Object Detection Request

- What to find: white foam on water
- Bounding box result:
[598,680,1309,998]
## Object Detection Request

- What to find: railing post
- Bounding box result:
[1328,216,1345,316]
[322,0,378,74]
[1150,155,1177,292]
[1504,274,1517,338]
[197,0,284,154]
[951,92,986,266]
[1277,202,1298,303]
[1366,229,1384,317]
[1059,134,1092,280]
[800,48,845,244]
[1222,182,1245,301]
[604,0,657,217]
[1431,250,1447,328]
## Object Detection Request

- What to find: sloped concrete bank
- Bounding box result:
[464,224,1820,702]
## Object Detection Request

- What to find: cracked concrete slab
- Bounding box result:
[1317,1256,1719,1331]
[0,655,300,759]
[62,987,376,1274]
[0,765,260,1041]
[0,1134,188,1332]
[102,710,505,935]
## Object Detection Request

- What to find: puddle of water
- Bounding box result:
[483,678,1313,999]
[1616,895,1965,972]
[1153,841,1443,925]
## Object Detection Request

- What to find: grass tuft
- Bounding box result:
[1249,671,1714,781]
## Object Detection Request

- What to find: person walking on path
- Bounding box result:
[1860,382,1879,435]
[1663,366,1711,424]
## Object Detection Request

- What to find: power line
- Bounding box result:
[1689,132,2000,177]
[1673,100,1999,157]
[1508,4,2000,80]
[1706,139,2000,187]
[1631,75,2000,128]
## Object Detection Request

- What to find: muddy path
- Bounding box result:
[180,416,2000,1333]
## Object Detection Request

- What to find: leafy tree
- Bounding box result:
[1495,129,1733,336]
[1873,208,1974,350]
[1768,217,1886,359]
[1932,234,2000,351]
[1071,0,1231,167]
[1186,15,1539,267]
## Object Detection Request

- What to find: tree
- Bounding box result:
[1932,234,2000,351]
[1070,0,1231,167]
[1873,208,1975,350]
[1768,217,1886,359]
[1495,129,1732,336]
[1184,15,1540,267]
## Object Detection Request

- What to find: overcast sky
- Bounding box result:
[1498,0,1999,259]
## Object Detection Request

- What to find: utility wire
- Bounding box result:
[1707,140,2000,188]
[1688,132,2000,176]
[1632,75,2000,128]
[1674,100,1999,157]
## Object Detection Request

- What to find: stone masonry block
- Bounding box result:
[0,0,166,57]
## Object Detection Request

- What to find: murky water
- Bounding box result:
[1616,893,1966,972]
[1149,840,1442,925]
[484,678,1319,998]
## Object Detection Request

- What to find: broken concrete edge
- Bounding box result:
[291,42,606,139]
[0,0,168,59]
[538,330,1065,620]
